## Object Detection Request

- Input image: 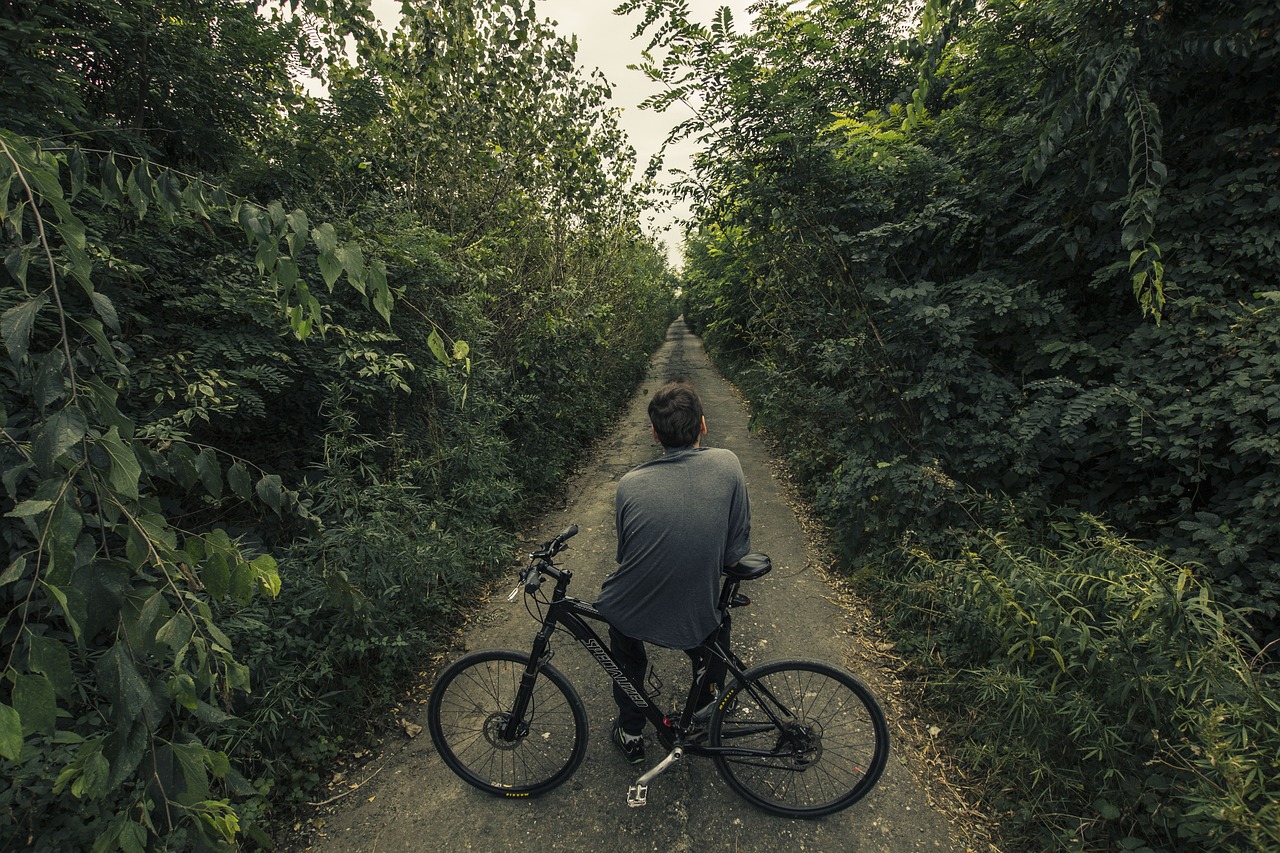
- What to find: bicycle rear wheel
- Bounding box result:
[709,659,889,818]
[427,649,587,796]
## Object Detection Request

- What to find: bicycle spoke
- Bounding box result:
[428,651,587,795]
[711,660,889,817]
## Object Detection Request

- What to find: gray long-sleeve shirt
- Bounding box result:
[595,446,751,649]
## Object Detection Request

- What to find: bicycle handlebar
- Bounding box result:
[544,524,578,555]
[508,524,579,601]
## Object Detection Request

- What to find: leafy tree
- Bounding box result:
[3,1,674,848]
[624,0,1280,846]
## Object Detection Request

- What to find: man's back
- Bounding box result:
[595,445,751,649]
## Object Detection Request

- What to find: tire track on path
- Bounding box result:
[291,318,965,853]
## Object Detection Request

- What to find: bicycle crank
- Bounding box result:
[626,746,684,807]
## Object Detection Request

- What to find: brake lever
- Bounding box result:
[507,566,532,602]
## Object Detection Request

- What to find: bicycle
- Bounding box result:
[426,524,890,818]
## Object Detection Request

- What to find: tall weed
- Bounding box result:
[881,510,1280,850]
[217,388,512,804]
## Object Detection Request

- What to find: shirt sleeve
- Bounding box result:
[615,480,627,564]
[724,458,751,565]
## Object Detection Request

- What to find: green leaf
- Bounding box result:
[0,161,15,219]
[77,748,111,798]
[76,316,114,361]
[90,291,120,332]
[277,255,299,296]
[318,250,342,290]
[206,749,230,778]
[41,582,82,642]
[427,330,449,366]
[4,246,30,288]
[7,500,54,518]
[369,260,392,323]
[191,699,233,725]
[168,671,197,710]
[266,200,286,228]
[124,591,167,655]
[13,671,57,736]
[196,448,221,498]
[169,443,199,490]
[286,209,309,240]
[2,294,49,362]
[63,239,92,292]
[94,645,152,729]
[157,169,183,218]
[196,800,240,843]
[226,660,250,692]
[32,348,69,409]
[1094,798,1122,820]
[125,165,149,218]
[311,222,338,255]
[118,821,147,853]
[0,555,27,587]
[44,492,84,584]
[252,554,281,598]
[201,551,230,600]
[227,462,252,500]
[103,716,149,790]
[254,473,283,511]
[230,559,254,602]
[254,239,279,276]
[33,405,88,474]
[156,611,194,654]
[28,634,75,700]
[181,181,209,218]
[338,244,365,289]
[99,154,124,199]
[52,210,86,250]
[0,703,22,760]
[99,426,142,500]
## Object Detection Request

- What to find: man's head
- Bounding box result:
[648,380,706,448]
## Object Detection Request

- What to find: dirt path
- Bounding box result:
[288,318,977,853]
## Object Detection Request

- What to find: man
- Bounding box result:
[595,379,752,764]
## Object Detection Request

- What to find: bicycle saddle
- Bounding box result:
[724,552,771,581]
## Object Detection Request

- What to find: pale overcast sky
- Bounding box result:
[368,0,757,266]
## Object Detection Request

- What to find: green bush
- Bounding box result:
[883,510,1279,851]
[1,1,675,848]
[645,0,1280,848]
[677,0,1280,633]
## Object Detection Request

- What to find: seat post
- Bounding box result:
[717,576,741,610]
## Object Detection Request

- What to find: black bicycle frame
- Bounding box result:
[504,567,794,759]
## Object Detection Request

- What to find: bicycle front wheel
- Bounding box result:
[427,649,588,797]
[709,659,889,818]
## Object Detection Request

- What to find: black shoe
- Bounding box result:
[611,722,645,765]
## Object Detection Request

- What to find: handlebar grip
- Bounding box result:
[557,524,579,543]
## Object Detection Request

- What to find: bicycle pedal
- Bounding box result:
[627,782,648,808]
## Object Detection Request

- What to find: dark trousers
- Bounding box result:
[609,619,731,737]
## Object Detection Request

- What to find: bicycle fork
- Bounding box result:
[502,624,556,741]
[627,746,684,808]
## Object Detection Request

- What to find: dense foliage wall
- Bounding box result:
[625,0,1279,849]
[1,1,673,848]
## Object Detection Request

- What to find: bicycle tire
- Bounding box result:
[427,649,588,797]
[709,659,889,818]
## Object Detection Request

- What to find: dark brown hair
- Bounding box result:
[648,380,704,448]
